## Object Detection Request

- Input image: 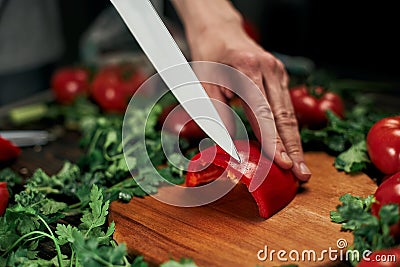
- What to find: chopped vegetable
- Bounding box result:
[8,103,49,125]
[186,140,298,218]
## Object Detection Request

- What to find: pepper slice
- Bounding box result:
[0,136,21,162]
[186,140,299,218]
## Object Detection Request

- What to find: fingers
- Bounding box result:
[228,51,293,169]
[201,48,311,182]
[281,78,311,181]
[260,56,311,181]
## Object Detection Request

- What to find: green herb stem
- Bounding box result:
[70,250,75,267]
[103,151,124,162]
[2,231,53,257]
[88,129,103,154]
[37,215,65,267]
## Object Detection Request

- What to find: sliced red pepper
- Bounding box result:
[0,182,9,216]
[0,136,21,162]
[186,140,299,218]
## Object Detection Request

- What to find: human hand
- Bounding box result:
[171,0,311,182]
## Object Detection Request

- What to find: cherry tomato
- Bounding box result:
[158,104,207,142]
[91,63,147,113]
[0,182,9,216]
[371,171,400,240]
[357,248,400,267]
[186,140,298,218]
[289,85,345,128]
[51,67,89,104]
[367,116,400,175]
[0,136,21,162]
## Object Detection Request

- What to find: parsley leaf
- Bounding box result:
[331,194,398,266]
[80,185,110,236]
[300,95,393,173]
[334,141,370,173]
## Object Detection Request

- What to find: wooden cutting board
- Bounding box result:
[109,152,377,267]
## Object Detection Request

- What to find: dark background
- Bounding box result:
[260,1,399,82]
[58,0,399,82]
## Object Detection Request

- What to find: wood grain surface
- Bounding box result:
[109,152,377,267]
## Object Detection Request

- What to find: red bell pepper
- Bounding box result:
[0,182,9,216]
[186,140,299,218]
[0,136,21,162]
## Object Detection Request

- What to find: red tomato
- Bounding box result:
[186,140,298,218]
[158,104,207,142]
[289,85,345,128]
[367,116,400,175]
[0,136,21,162]
[0,182,9,216]
[51,67,89,104]
[357,248,400,267]
[371,171,400,240]
[91,63,147,113]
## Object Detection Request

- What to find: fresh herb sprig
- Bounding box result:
[0,97,197,266]
[300,95,395,173]
[331,194,399,266]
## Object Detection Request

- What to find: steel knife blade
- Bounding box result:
[110,0,240,162]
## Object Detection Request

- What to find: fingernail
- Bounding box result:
[281,152,292,164]
[299,162,311,175]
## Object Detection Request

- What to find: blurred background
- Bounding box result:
[0,0,398,106]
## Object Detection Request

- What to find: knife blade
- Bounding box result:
[110,0,241,162]
[0,130,51,147]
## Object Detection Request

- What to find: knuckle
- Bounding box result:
[274,108,298,128]
[262,54,286,72]
[275,59,286,71]
[232,51,260,70]
[272,135,283,146]
[262,54,276,67]
[254,104,274,120]
[286,143,301,156]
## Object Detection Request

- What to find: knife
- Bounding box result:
[0,130,52,147]
[110,0,241,162]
